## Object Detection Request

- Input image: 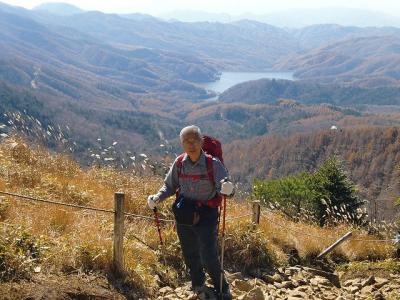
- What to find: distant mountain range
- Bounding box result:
[30,12,297,70]
[33,2,83,15]
[160,7,400,28]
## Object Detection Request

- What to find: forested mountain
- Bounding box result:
[290,24,400,49]
[224,127,400,220]
[184,100,396,142]
[274,35,400,87]
[31,13,298,70]
[218,79,400,106]
[0,7,218,90]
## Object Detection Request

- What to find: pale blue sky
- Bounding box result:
[2,0,400,16]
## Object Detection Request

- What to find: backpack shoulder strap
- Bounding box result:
[175,154,185,197]
[176,153,185,177]
[205,154,215,185]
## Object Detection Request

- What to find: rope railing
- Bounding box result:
[1,190,397,243]
[1,190,399,274]
[226,213,253,222]
[0,191,115,214]
[0,190,254,223]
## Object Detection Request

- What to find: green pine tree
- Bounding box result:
[313,156,365,226]
[253,156,366,226]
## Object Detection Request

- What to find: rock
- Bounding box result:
[322,293,338,300]
[344,279,359,287]
[296,278,307,286]
[361,275,375,287]
[302,267,340,287]
[233,279,254,292]
[280,281,295,289]
[374,278,389,289]
[228,272,244,281]
[261,274,275,284]
[310,276,332,287]
[162,294,176,300]
[381,285,393,293]
[287,266,302,273]
[274,280,294,289]
[243,287,265,300]
[285,269,293,276]
[291,279,300,288]
[374,291,385,300]
[254,279,266,288]
[287,290,307,298]
[272,273,284,283]
[349,286,360,294]
[185,294,198,300]
[360,285,375,295]
[295,286,309,292]
[174,287,183,293]
[159,287,174,295]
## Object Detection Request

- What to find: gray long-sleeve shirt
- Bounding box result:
[156,151,230,203]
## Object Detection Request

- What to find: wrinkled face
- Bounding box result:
[181,132,202,160]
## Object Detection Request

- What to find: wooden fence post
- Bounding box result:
[113,192,124,275]
[252,200,261,225]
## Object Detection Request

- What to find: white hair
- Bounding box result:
[180,125,202,142]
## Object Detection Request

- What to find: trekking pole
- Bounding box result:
[153,207,163,245]
[219,194,227,299]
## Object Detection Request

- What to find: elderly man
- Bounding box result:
[148,125,234,300]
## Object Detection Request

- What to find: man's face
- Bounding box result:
[182,132,202,159]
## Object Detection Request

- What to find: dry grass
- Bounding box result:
[0,137,397,296]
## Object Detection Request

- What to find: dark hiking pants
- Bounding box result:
[176,206,229,292]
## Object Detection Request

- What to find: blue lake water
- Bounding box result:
[200,71,295,94]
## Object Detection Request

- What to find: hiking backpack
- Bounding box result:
[176,135,224,207]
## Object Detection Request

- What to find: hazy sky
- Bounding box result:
[3,0,400,17]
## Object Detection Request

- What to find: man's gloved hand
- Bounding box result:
[220,179,234,196]
[147,195,160,210]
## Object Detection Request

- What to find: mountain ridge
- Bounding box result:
[33,2,84,15]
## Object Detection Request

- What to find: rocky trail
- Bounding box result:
[1,265,399,299]
[157,266,400,300]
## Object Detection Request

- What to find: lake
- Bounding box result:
[200,71,295,94]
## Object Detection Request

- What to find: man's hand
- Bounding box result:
[147,195,160,210]
[220,179,234,196]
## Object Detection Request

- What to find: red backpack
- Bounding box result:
[176,135,223,207]
[202,135,223,164]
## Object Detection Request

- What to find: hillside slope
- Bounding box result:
[274,35,400,87]
[225,127,400,220]
[218,78,400,105]
[0,137,398,299]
